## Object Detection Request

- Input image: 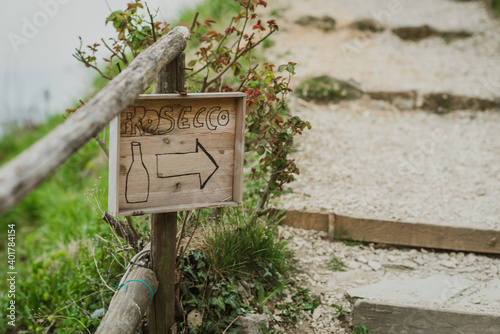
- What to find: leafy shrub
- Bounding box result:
[178,250,244,333]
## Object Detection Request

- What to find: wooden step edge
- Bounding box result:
[275,209,500,254]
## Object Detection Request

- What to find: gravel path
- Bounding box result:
[280,97,500,230]
[263,0,500,230]
[268,0,500,99]
[257,0,500,332]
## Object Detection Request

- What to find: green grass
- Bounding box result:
[0,118,109,257]
[352,324,376,334]
[327,254,346,272]
[0,115,117,332]
[202,208,292,281]
[0,115,63,164]
[491,0,500,15]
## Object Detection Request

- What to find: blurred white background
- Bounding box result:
[0,0,199,133]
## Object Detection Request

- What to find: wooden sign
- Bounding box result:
[108,93,246,216]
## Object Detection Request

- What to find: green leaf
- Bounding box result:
[225,294,238,309]
[210,296,226,311]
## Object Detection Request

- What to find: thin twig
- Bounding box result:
[237,64,258,91]
[146,4,157,42]
[215,17,234,55]
[222,315,240,334]
[94,135,109,158]
[236,3,250,55]
[202,29,275,91]
[73,50,112,80]
[176,210,201,267]
[190,12,199,32]
[43,319,56,334]
[187,62,209,78]
[100,38,116,55]
[90,244,116,292]
[126,216,141,247]
[175,211,192,255]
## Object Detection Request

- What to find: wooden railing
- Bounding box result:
[0,26,191,334]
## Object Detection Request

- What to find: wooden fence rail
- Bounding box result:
[0,26,190,215]
[95,266,158,334]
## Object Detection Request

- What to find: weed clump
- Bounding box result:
[202,209,291,280]
[295,15,337,32]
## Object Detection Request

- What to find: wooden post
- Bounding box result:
[149,53,185,334]
[149,212,177,334]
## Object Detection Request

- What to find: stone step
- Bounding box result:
[347,275,500,333]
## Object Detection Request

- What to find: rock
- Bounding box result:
[368,261,382,271]
[240,313,269,334]
[312,307,323,321]
[387,255,398,262]
[313,273,328,283]
[441,260,457,269]
[187,310,203,328]
[327,270,378,289]
[346,274,474,305]
[356,256,368,264]
[91,308,104,319]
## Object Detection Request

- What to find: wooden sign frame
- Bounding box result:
[108,93,246,216]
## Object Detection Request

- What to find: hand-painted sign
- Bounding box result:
[108,93,246,216]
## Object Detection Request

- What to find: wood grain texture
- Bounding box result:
[149,212,177,334]
[95,267,158,334]
[0,26,190,215]
[334,214,500,254]
[148,54,182,334]
[352,299,500,334]
[108,93,246,216]
[278,210,500,254]
[279,210,329,231]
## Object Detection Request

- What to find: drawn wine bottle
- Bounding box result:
[125,142,150,203]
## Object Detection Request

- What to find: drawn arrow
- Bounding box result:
[155,139,219,189]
